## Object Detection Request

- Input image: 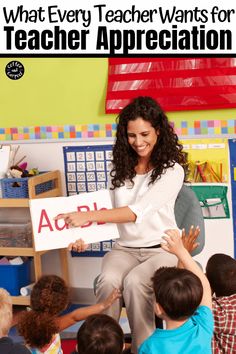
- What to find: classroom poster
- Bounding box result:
[63,145,113,196]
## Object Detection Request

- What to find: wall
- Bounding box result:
[0,58,113,127]
[1,58,236,128]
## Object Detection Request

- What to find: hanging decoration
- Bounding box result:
[106,57,236,113]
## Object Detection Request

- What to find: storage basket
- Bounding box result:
[0,222,32,247]
[1,173,54,198]
[0,259,31,295]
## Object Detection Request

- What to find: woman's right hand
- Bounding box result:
[55,211,89,228]
[68,238,88,252]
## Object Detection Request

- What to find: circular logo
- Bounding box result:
[5,61,25,80]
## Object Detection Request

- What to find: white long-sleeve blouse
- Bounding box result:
[110,163,184,247]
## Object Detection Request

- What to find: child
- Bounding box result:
[76,313,124,354]
[0,288,31,354]
[206,253,236,353]
[17,275,121,353]
[138,229,213,354]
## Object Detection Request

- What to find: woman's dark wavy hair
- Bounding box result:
[17,275,69,349]
[111,96,187,188]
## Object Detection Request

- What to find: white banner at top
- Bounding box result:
[0,0,236,55]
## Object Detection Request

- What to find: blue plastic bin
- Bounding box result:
[0,259,31,295]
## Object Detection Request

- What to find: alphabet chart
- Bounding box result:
[63,144,115,256]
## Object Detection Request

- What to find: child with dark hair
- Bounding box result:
[0,288,31,354]
[76,313,124,354]
[17,275,121,353]
[206,253,236,353]
[138,229,213,354]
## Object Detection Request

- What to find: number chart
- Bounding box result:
[63,144,115,257]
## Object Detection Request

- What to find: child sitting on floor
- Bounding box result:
[0,288,31,354]
[17,275,121,354]
[138,229,213,354]
[76,313,125,354]
[206,253,236,353]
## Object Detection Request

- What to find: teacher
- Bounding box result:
[56,96,187,354]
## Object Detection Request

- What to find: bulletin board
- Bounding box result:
[181,138,229,183]
[63,144,114,257]
[182,137,234,264]
[229,139,236,258]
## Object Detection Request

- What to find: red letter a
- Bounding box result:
[38,209,53,233]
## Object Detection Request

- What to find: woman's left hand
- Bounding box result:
[54,211,89,228]
[68,238,88,252]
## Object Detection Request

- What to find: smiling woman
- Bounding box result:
[127,118,159,170]
[55,96,187,354]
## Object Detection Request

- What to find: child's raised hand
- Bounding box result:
[68,238,88,252]
[102,288,122,310]
[182,226,200,254]
[161,229,185,256]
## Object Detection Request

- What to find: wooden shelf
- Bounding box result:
[0,170,69,306]
[11,295,30,306]
[0,199,29,207]
[0,247,35,257]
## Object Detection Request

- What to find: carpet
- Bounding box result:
[61,338,77,354]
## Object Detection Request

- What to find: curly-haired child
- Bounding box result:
[17,274,121,353]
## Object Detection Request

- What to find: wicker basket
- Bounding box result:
[1,173,54,198]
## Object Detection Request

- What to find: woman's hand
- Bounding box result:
[101,288,122,310]
[55,211,89,228]
[68,238,88,252]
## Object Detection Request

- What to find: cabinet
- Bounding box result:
[0,170,69,305]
